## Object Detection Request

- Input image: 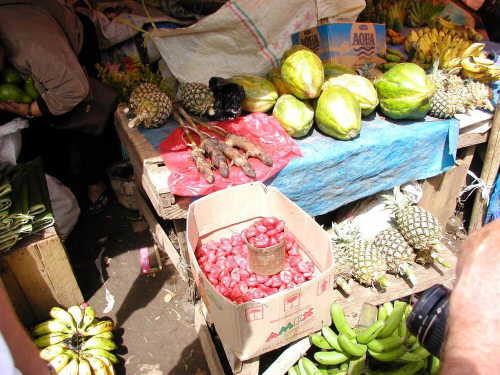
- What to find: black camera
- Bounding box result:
[407,284,450,358]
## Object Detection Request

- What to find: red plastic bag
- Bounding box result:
[160,113,302,196]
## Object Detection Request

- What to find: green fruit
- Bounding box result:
[228,75,278,112]
[323,63,356,79]
[2,67,22,84]
[323,74,379,116]
[314,351,349,366]
[280,44,313,65]
[0,83,25,102]
[281,48,324,99]
[24,77,40,100]
[266,68,290,96]
[272,94,314,138]
[315,86,362,140]
[20,94,32,104]
[374,63,435,120]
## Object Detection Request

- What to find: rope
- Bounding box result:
[458,170,493,205]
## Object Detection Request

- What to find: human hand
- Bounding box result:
[441,220,500,374]
[0,101,30,117]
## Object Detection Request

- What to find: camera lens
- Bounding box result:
[407,284,450,358]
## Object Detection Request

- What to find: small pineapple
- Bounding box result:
[128,83,172,128]
[178,82,215,116]
[429,64,467,119]
[384,187,450,267]
[330,222,388,288]
[373,228,417,286]
[465,80,494,112]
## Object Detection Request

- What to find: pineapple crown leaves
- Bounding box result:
[329,221,362,245]
[381,186,414,213]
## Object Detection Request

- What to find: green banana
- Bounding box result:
[301,357,320,375]
[376,360,426,375]
[399,346,430,362]
[322,326,343,352]
[32,320,73,337]
[340,363,348,371]
[407,335,417,346]
[86,356,108,375]
[83,320,114,336]
[386,48,406,59]
[347,354,366,375]
[314,351,350,365]
[39,344,66,361]
[331,304,356,339]
[310,333,333,350]
[34,333,71,348]
[288,365,300,375]
[81,306,96,331]
[377,301,407,338]
[380,62,398,72]
[383,302,394,316]
[81,348,118,364]
[81,336,117,351]
[78,359,93,375]
[48,353,71,373]
[367,336,404,352]
[67,306,84,328]
[368,346,407,362]
[64,349,79,360]
[356,320,385,344]
[50,307,76,331]
[94,331,114,339]
[328,371,347,375]
[298,358,307,375]
[398,314,408,339]
[430,356,440,375]
[337,334,367,357]
[378,305,388,321]
[59,358,78,375]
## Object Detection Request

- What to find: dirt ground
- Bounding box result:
[66,198,210,375]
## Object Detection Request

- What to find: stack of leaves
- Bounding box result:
[0,159,54,253]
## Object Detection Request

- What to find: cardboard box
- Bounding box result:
[291,23,386,70]
[186,183,336,360]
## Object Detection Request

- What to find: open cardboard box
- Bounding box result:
[186,183,336,360]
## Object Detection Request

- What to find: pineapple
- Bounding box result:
[429,64,467,119]
[384,187,450,267]
[128,83,172,128]
[330,222,388,288]
[373,228,417,286]
[332,246,353,295]
[465,80,494,112]
[178,82,215,116]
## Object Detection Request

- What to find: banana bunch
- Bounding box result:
[406,0,445,28]
[405,27,473,69]
[442,43,500,83]
[435,17,484,42]
[387,29,406,46]
[288,302,440,375]
[32,306,118,375]
[385,1,407,33]
[377,49,408,72]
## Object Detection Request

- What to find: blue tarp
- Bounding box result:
[139,115,459,216]
[485,173,500,224]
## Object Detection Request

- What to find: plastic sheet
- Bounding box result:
[485,173,500,224]
[159,113,302,196]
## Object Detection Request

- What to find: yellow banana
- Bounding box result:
[82,348,118,364]
[67,306,83,328]
[39,344,66,361]
[59,358,79,375]
[64,350,79,360]
[78,359,92,375]
[81,336,117,351]
[34,333,71,348]
[50,307,76,331]
[83,320,114,336]
[471,56,495,66]
[48,353,71,373]
[86,356,108,375]
[81,306,96,331]
[461,43,485,59]
[32,320,73,337]
[99,357,116,375]
[461,57,488,73]
[94,331,114,340]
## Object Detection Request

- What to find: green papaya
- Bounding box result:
[374,63,435,120]
[281,48,324,100]
[272,94,314,138]
[323,74,379,116]
[228,75,278,112]
[2,67,23,84]
[0,83,26,103]
[315,86,362,140]
[24,77,40,100]
[266,68,290,96]
[280,44,313,65]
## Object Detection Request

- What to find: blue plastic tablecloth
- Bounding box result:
[139,114,459,216]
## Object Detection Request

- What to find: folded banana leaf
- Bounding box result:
[0,175,11,198]
[32,212,55,234]
[0,234,18,253]
[8,169,32,223]
[0,210,8,221]
[0,198,11,212]
[0,217,12,232]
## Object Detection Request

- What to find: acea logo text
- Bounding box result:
[265,307,314,342]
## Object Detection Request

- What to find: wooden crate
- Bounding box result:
[196,248,457,375]
[0,227,83,325]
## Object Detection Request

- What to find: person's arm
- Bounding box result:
[441,220,500,375]
[0,101,42,118]
[0,279,52,375]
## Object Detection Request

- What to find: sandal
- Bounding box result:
[88,190,110,215]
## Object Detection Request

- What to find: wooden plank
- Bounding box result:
[134,188,189,281]
[469,104,500,232]
[2,231,83,322]
[195,302,227,375]
[458,131,489,149]
[333,249,457,325]
[419,146,476,226]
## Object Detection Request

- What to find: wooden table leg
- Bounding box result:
[469,104,500,232]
